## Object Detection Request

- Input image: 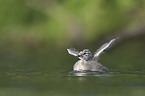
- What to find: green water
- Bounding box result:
[0,71,145,96]
[0,37,145,96]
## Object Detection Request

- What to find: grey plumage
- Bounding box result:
[73,60,109,72]
[67,38,118,72]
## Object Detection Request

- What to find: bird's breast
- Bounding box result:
[73,60,88,71]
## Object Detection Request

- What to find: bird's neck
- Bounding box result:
[80,59,87,65]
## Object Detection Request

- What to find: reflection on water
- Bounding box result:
[68,71,144,77]
[0,70,145,96]
[68,71,109,77]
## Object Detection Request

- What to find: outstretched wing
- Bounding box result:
[67,48,79,57]
[93,37,118,60]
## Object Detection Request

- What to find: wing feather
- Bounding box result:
[67,48,79,57]
[93,37,118,59]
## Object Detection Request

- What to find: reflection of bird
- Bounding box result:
[67,38,118,72]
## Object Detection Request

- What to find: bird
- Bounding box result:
[67,38,118,72]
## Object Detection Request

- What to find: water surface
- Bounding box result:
[0,38,145,96]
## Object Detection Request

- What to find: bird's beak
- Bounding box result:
[77,54,84,57]
[77,55,80,57]
[77,55,81,57]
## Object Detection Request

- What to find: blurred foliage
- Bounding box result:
[0,0,145,49]
[0,1,145,96]
[0,0,145,70]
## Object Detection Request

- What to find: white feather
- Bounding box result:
[94,37,118,58]
[67,48,79,57]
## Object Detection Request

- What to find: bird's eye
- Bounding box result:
[84,53,88,55]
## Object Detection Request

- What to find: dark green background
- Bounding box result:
[0,0,145,96]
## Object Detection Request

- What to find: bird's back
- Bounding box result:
[86,60,109,72]
[73,60,109,72]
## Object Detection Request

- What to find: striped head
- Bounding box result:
[77,49,92,61]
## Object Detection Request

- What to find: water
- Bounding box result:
[0,37,145,96]
[0,71,145,96]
